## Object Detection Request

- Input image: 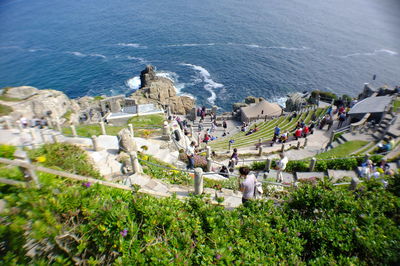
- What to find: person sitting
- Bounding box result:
[203,133,210,144]
[279,132,288,143]
[378,141,392,153]
[294,128,302,140]
[219,165,229,178]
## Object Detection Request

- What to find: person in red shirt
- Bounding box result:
[303,126,309,137]
[294,128,302,140]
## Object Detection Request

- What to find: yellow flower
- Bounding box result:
[36,156,46,163]
[142,155,149,161]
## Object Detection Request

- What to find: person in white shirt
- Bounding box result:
[276,153,288,183]
[239,166,257,206]
[186,141,196,170]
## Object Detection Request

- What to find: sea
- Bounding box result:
[0,0,399,111]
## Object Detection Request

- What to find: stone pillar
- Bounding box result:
[281,143,285,152]
[194,167,204,195]
[350,177,360,190]
[228,141,232,152]
[264,158,272,171]
[91,135,99,151]
[162,121,171,140]
[39,130,46,143]
[47,119,53,128]
[309,157,317,172]
[304,138,308,147]
[258,146,263,156]
[5,118,12,129]
[258,138,262,146]
[128,124,134,138]
[17,122,23,132]
[30,128,36,142]
[70,125,77,137]
[56,120,62,132]
[100,121,107,135]
[130,151,143,174]
[206,146,212,158]
[52,132,59,143]
[297,141,301,149]
[206,158,212,172]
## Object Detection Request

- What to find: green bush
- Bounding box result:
[326,158,358,170]
[1,175,399,264]
[0,145,16,159]
[285,160,309,172]
[28,143,101,178]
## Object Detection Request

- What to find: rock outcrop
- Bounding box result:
[131,65,195,114]
[0,86,80,122]
[118,128,137,152]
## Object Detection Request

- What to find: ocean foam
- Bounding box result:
[66,51,107,59]
[156,70,192,97]
[165,43,216,47]
[89,53,107,59]
[126,76,141,91]
[117,43,147,48]
[126,56,146,63]
[271,96,287,108]
[181,63,223,105]
[335,49,398,58]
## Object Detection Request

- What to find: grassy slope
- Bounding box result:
[316,140,369,159]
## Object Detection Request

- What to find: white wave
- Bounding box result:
[268,46,310,51]
[271,96,287,108]
[126,76,141,91]
[67,51,86,57]
[66,51,107,59]
[156,70,189,96]
[245,44,263,48]
[165,43,216,47]
[334,49,398,58]
[117,43,147,48]
[181,63,223,105]
[89,53,107,59]
[126,56,146,63]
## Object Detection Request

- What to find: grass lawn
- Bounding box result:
[316,140,369,159]
[62,124,125,137]
[393,99,400,112]
[0,104,13,116]
[62,123,162,138]
[127,114,164,128]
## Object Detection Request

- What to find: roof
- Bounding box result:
[241,100,282,118]
[348,96,392,115]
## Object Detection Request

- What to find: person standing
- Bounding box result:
[276,153,288,183]
[186,141,196,170]
[230,148,239,165]
[239,166,257,206]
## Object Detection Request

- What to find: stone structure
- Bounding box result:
[118,128,137,152]
[0,86,79,123]
[131,65,195,115]
[285,92,308,112]
[240,100,282,122]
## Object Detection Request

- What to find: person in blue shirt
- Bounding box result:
[273,126,281,141]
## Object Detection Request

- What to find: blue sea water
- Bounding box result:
[0,0,399,111]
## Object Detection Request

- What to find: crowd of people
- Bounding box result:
[19,116,49,129]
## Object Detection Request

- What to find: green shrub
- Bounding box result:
[285,160,309,172]
[0,144,16,159]
[28,143,101,178]
[326,158,357,170]
[1,176,399,264]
